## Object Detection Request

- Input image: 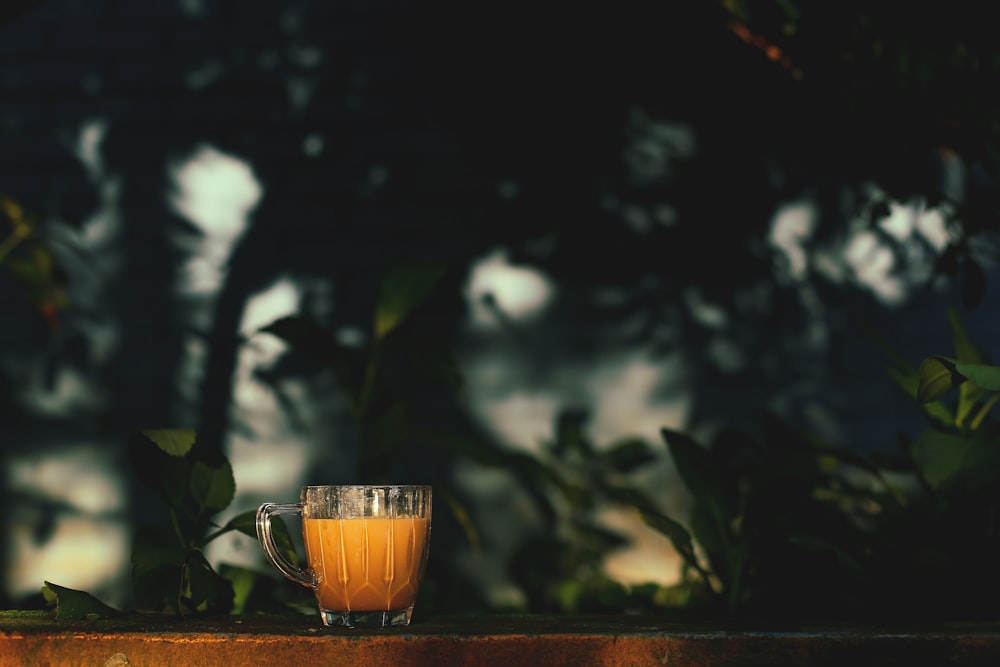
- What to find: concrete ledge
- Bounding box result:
[3,613,1000,666]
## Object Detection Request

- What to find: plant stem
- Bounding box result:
[969,393,1000,431]
[201,527,228,545]
[168,508,187,548]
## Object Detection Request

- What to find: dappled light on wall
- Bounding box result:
[168,144,262,296]
[455,248,694,602]
[5,444,129,607]
[770,194,952,307]
[465,248,555,329]
[840,200,949,306]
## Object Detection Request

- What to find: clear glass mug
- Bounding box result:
[256,485,432,628]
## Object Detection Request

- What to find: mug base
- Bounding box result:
[320,607,413,628]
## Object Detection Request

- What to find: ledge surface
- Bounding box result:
[4,612,1000,667]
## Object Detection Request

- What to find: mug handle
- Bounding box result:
[256,503,313,588]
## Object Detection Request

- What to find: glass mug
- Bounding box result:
[256,485,432,628]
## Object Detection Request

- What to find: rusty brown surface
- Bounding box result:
[3,613,1000,666]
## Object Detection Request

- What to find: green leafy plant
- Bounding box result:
[41,263,481,620]
[879,308,1000,620]
[908,312,1000,491]
[649,418,889,622]
[39,267,1000,624]
[636,307,1000,623]
[259,267,698,614]
[43,429,299,621]
[505,410,693,614]
[127,429,243,616]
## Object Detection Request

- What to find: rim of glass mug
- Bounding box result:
[298,485,431,515]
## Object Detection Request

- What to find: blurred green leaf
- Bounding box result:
[918,356,1000,404]
[601,482,660,515]
[162,456,195,512]
[947,309,994,426]
[374,263,447,341]
[571,518,630,551]
[131,517,189,614]
[958,377,985,428]
[183,551,234,615]
[662,428,734,525]
[189,459,235,513]
[217,562,309,616]
[128,431,194,513]
[132,532,185,580]
[596,579,628,609]
[917,357,964,405]
[641,509,701,570]
[141,429,197,457]
[218,564,258,616]
[920,401,956,429]
[687,505,727,566]
[910,427,1000,492]
[41,582,121,621]
[131,527,187,614]
[951,360,1000,392]
[554,579,584,614]
[223,510,259,538]
[885,363,954,427]
[598,438,656,473]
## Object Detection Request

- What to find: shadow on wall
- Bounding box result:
[0,0,696,610]
[0,0,993,613]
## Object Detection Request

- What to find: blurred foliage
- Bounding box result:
[624,308,1000,623]
[506,410,712,615]
[0,196,71,333]
[41,582,120,622]
[44,429,307,620]
[37,275,1000,624]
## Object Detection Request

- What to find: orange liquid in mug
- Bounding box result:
[303,517,430,612]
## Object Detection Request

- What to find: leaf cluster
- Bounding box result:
[126,429,239,616]
[638,307,1000,623]
[654,420,893,622]
[43,429,300,621]
[504,410,695,615]
[900,308,1000,495]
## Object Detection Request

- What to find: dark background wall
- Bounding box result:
[2,0,999,613]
